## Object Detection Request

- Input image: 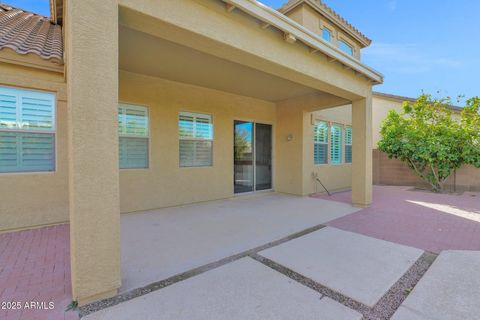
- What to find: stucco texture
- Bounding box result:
[0,62,68,232]
[118,71,276,213]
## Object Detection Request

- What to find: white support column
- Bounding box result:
[351,95,373,207]
[65,0,121,305]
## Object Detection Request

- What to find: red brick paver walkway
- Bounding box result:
[0,224,78,320]
[312,185,480,253]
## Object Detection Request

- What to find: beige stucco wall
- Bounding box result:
[306,105,352,194]
[0,62,68,232]
[0,0,375,305]
[275,94,353,196]
[275,104,305,195]
[285,4,362,60]
[66,0,122,304]
[0,65,356,232]
[119,0,372,100]
[0,0,375,232]
[118,71,276,213]
[372,96,404,147]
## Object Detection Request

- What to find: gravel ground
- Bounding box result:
[251,251,437,320]
[366,252,437,319]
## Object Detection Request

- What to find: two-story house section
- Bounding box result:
[279,0,371,60]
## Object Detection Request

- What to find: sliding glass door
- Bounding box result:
[234,121,272,194]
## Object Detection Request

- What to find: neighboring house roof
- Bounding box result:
[0,3,63,63]
[373,92,463,112]
[278,0,371,47]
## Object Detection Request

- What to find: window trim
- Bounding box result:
[321,27,332,43]
[178,110,214,168]
[118,102,150,170]
[312,118,352,166]
[338,39,354,56]
[0,85,57,174]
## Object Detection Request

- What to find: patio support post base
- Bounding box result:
[351,95,373,207]
[77,289,119,307]
[66,0,121,305]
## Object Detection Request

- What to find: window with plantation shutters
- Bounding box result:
[179,112,213,167]
[330,124,343,164]
[345,126,352,163]
[118,103,149,169]
[313,121,328,165]
[0,86,55,173]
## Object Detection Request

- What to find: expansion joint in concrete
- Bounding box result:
[251,251,438,320]
[79,224,326,317]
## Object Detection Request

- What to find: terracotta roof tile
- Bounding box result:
[0,3,63,63]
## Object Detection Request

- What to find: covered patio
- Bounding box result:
[66,0,381,305]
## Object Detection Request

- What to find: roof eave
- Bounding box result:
[223,0,383,84]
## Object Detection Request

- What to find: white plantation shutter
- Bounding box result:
[0,90,17,129]
[313,121,328,165]
[0,86,55,173]
[119,137,148,169]
[118,103,149,169]
[330,124,343,164]
[345,127,352,163]
[21,93,55,130]
[179,112,213,167]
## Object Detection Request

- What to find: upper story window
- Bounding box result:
[322,28,332,43]
[0,86,55,173]
[313,121,328,165]
[179,112,213,167]
[118,103,149,169]
[339,40,354,56]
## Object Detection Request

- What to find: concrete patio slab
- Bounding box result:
[392,250,480,320]
[259,227,423,307]
[121,192,358,292]
[84,258,362,320]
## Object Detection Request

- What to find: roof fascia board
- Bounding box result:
[223,0,383,84]
[0,49,64,74]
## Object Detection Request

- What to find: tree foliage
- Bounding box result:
[378,94,480,192]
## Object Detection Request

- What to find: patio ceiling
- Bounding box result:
[119,26,337,102]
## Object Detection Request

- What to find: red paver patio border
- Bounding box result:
[0,224,78,320]
[312,185,480,253]
[2,186,480,319]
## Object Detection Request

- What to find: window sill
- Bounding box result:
[0,170,56,176]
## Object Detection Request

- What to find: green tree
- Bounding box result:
[378,94,480,192]
[234,129,251,161]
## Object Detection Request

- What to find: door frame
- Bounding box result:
[233,119,274,195]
